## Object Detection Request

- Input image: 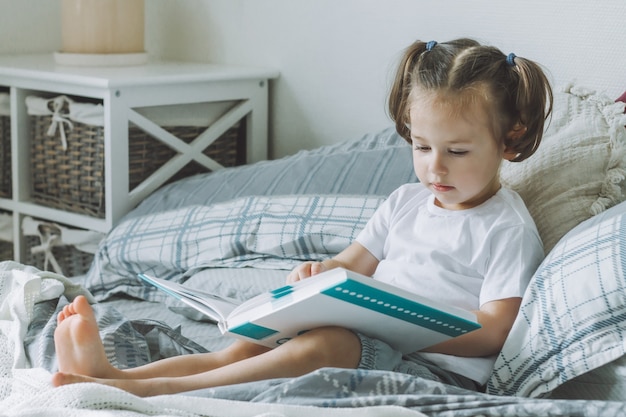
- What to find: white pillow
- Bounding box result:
[500,84,626,253]
[487,200,626,398]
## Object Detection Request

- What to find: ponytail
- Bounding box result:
[388,41,428,142]
[505,57,553,161]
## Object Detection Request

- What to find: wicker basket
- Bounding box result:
[0,98,10,199]
[0,209,11,261]
[0,233,93,277]
[0,239,12,261]
[30,97,246,218]
[128,121,245,190]
[31,114,105,217]
[25,234,94,277]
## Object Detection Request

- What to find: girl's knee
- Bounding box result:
[294,326,362,368]
[223,340,271,361]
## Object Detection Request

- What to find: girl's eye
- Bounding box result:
[449,150,468,156]
[414,145,430,152]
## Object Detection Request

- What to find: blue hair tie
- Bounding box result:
[506,53,517,67]
[426,40,437,52]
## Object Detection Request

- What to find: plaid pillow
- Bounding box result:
[83,195,384,302]
[487,201,626,397]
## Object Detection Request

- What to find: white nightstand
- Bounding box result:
[0,54,278,265]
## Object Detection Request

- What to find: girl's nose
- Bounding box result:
[430,152,447,175]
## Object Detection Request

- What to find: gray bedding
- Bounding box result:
[22,291,626,416]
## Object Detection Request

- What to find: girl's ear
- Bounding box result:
[503,122,528,161]
[503,150,519,161]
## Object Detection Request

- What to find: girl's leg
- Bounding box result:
[53,295,362,396]
[54,295,271,380]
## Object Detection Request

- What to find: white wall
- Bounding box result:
[2,0,625,158]
[144,0,626,158]
[0,0,59,54]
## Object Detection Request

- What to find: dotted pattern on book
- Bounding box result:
[321,279,480,337]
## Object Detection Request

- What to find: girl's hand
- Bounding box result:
[286,243,379,284]
[286,261,327,283]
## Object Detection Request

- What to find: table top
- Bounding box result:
[0,54,279,88]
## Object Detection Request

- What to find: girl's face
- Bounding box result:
[409,92,506,210]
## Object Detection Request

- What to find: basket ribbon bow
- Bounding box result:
[29,225,64,275]
[21,216,65,275]
[47,95,74,151]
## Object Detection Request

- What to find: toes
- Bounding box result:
[62,303,74,318]
[73,295,93,317]
[58,296,93,321]
[51,372,65,387]
[66,300,77,316]
[57,304,73,324]
[51,372,88,387]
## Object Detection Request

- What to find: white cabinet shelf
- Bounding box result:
[0,54,278,266]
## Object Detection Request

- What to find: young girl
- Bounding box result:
[52,38,553,396]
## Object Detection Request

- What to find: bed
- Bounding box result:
[1,82,626,416]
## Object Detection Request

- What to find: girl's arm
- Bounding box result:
[421,297,521,357]
[286,242,379,283]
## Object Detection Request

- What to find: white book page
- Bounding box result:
[138,274,241,322]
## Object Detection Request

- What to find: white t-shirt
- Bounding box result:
[356,182,544,384]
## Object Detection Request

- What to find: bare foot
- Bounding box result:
[51,371,98,388]
[53,295,119,383]
[51,371,159,397]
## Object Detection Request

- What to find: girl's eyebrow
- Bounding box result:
[410,134,473,145]
[447,139,474,145]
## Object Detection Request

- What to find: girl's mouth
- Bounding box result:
[432,183,454,192]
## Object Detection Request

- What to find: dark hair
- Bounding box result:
[388,38,553,162]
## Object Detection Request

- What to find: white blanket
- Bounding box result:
[0,261,425,417]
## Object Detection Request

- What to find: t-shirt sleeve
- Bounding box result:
[479,225,544,306]
[355,202,389,261]
[355,188,402,260]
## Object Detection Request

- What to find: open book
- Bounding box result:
[138,268,481,354]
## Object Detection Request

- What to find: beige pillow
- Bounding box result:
[500,84,626,253]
